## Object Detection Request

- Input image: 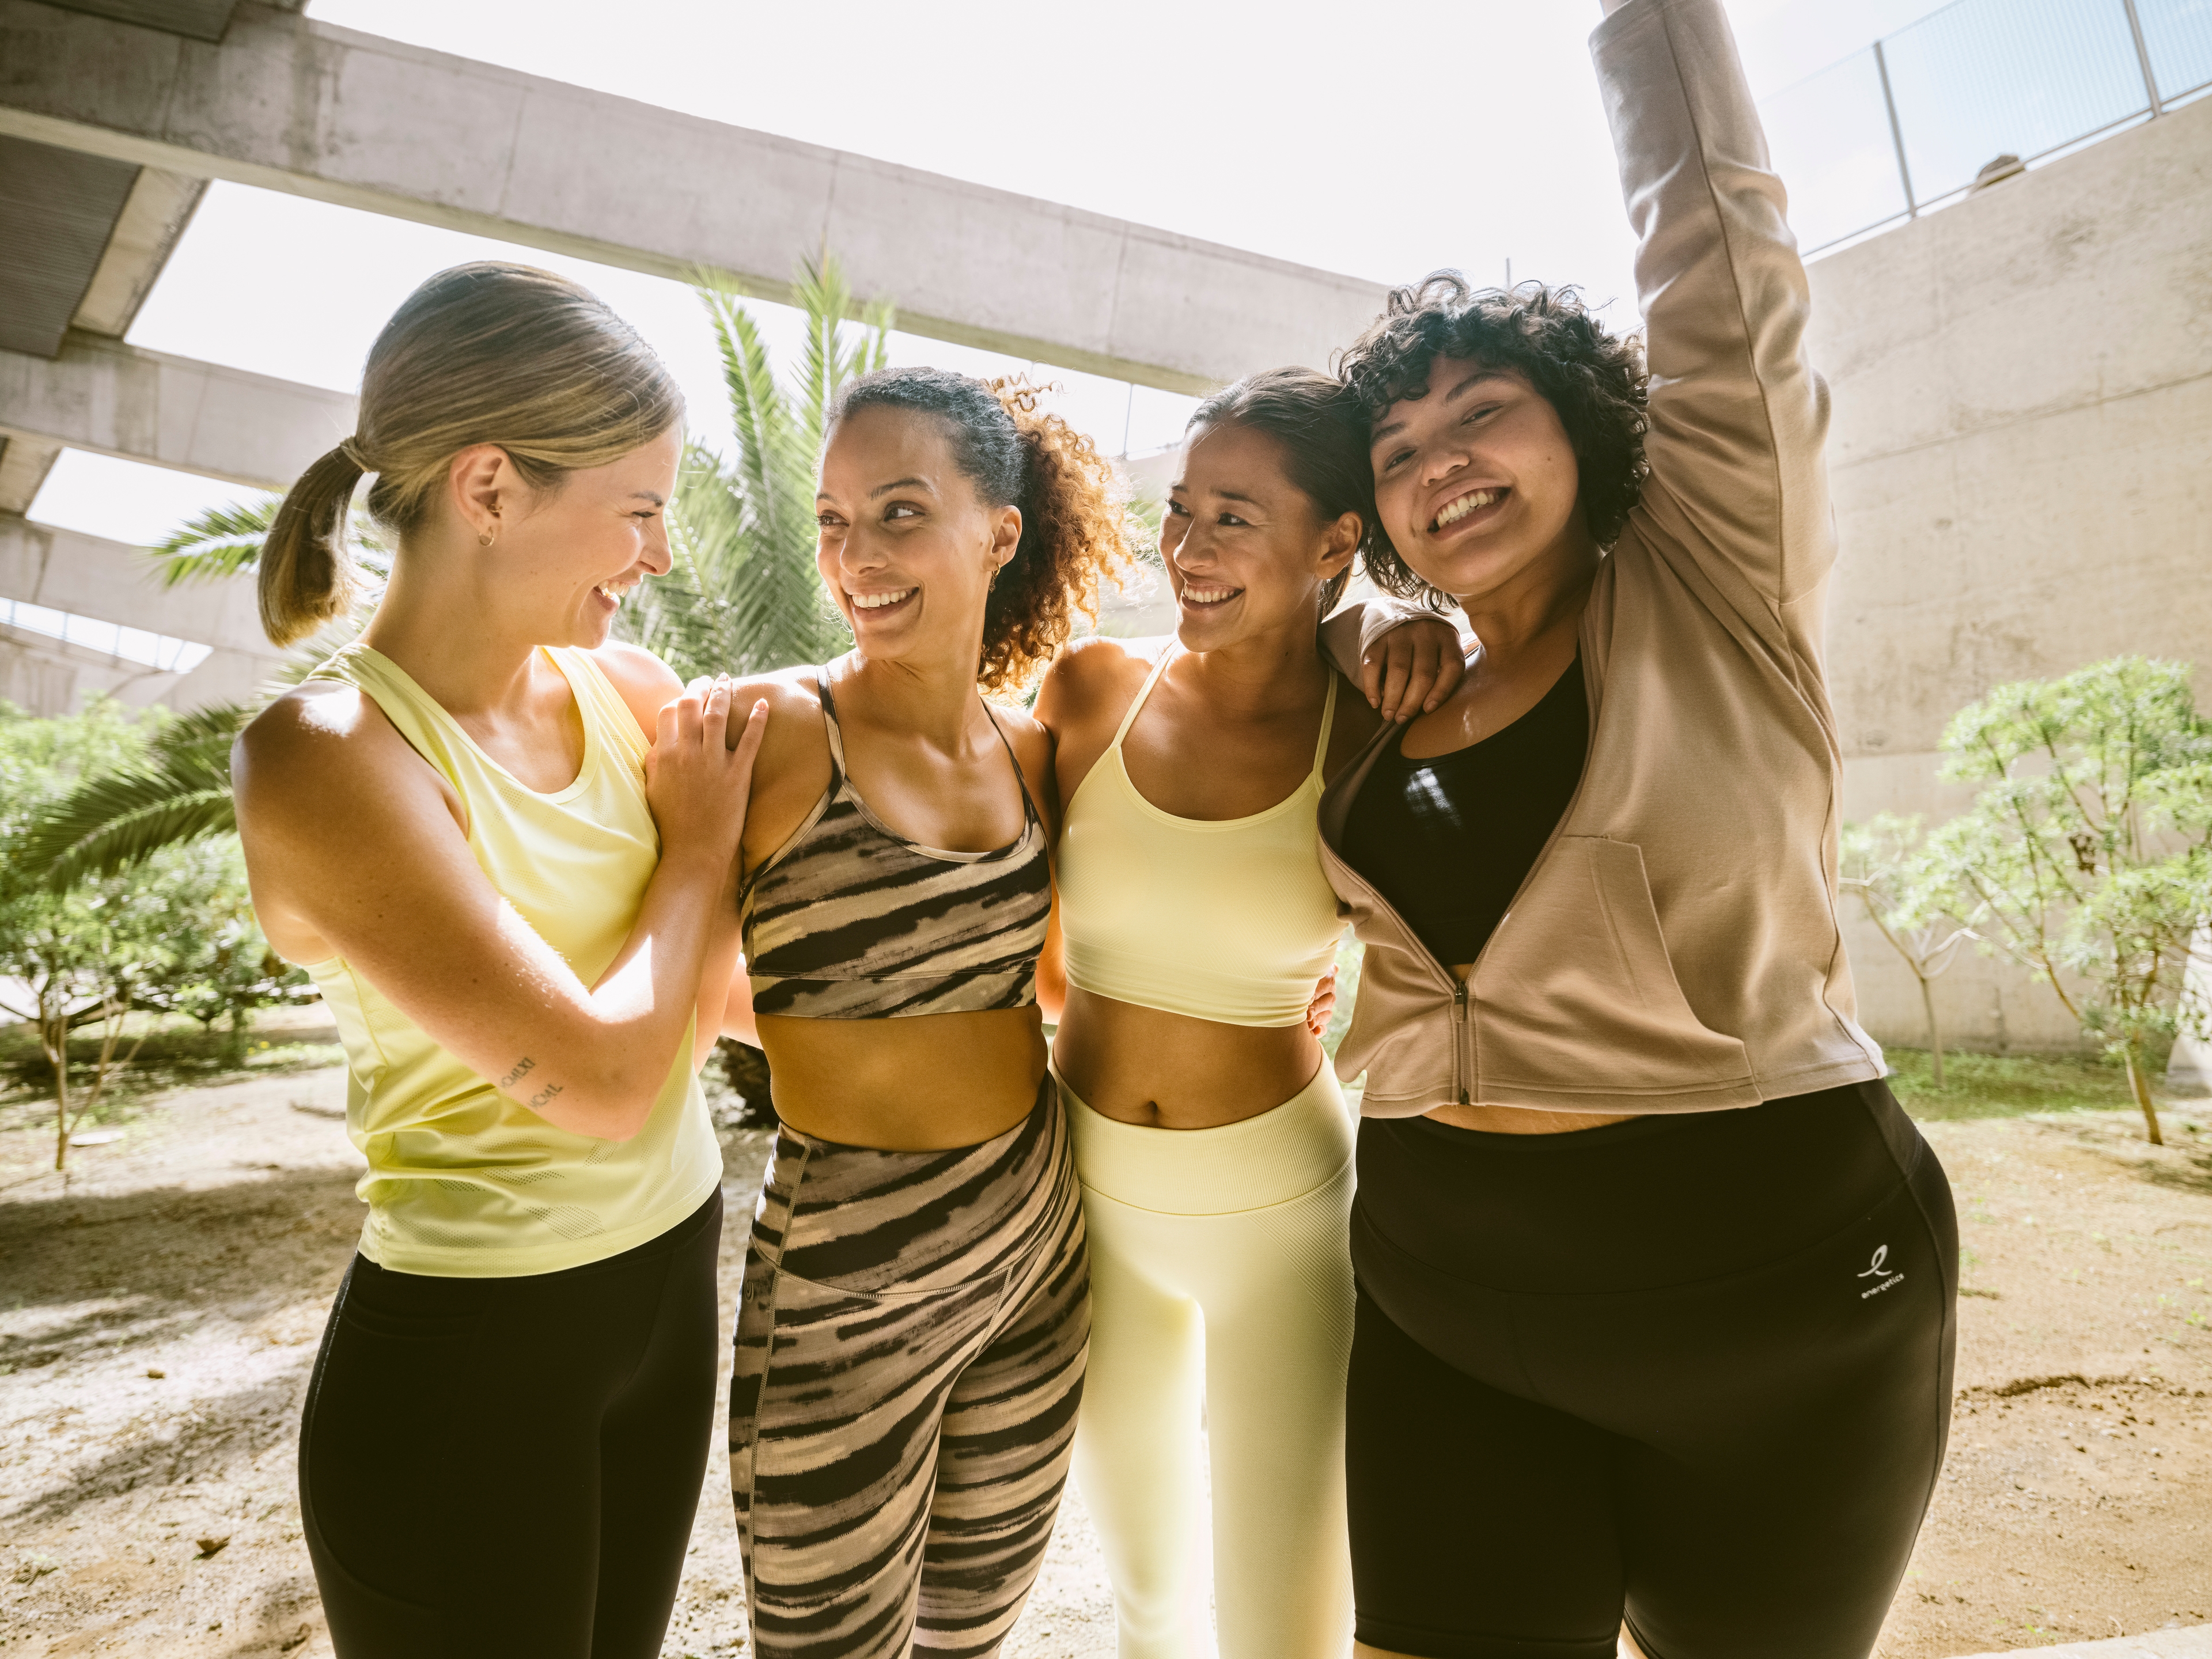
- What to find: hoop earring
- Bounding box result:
[478,529,496,548]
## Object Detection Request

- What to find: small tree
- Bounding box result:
[1911,657,2212,1145]
[2,700,165,1168]
[1840,814,1979,1088]
[124,839,308,1064]
[2,704,310,1167]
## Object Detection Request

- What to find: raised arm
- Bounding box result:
[235,678,766,1142]
[1594,0,1835,654]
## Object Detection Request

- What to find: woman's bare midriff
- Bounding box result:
[757,1006,1048,1151]
[1052,987,1324,1130]
[1429,963,1634,1135]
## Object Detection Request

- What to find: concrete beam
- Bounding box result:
[0,512,276,658]
[0,435,63,516]
[0,0,1387,394]
[0,624,266,715]
[70,164,206,338]
[0,331,355,490]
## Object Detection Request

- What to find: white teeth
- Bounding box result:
[851,588,915,611]
[1434,488,1499,529]
[1182,586,1238,605]
[595,581,627,603]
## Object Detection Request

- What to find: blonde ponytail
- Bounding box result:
[259,442,366,646]
[259,262,684,649]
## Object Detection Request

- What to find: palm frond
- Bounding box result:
[150,495,283,586]
[145,491,391,591]
[150,702,254,766]
[18,747,238,890]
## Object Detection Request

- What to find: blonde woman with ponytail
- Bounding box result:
[233,262,767,1659]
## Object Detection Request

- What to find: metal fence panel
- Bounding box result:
[1760,49,1914,252]
[1881,0,2152,202]
[2137,0,2212,99]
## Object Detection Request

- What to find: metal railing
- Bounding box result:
[1758,0,2212,256]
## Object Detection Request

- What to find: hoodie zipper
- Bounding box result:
[1452,979,1470,1106]
[1320,620,1605,1111]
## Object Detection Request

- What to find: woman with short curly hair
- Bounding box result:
[715,366,1124,1659]
[1316,2,1959,1657]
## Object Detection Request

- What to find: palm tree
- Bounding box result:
[627,255,887,680]
[17,253,892,889]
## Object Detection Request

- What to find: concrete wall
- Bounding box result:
[1807,93,2212,1051]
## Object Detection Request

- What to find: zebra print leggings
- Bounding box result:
[730,1078,1090,1658]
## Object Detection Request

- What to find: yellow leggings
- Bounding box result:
[1059,1064,1356,1659]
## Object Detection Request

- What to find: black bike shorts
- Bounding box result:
[1345,1079,1957,1659]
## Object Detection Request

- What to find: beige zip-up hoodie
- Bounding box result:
[1321,0,1885,1119]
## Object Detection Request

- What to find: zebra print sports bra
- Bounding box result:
[738,664,1052,1020]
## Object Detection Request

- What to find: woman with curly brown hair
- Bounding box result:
[716,366,1123,1659]
[1316,2,1959,1657]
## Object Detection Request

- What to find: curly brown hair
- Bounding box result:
[1336,275,1649,606]
[827,368,1134,695]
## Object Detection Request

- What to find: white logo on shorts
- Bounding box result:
[1858,1244,1905,1300]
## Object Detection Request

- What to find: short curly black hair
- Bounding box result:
[1336,274,1649,606]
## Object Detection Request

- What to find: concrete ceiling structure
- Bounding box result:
[0,0,1387,713]
[2,333,357,490]
[0,0,1387,397]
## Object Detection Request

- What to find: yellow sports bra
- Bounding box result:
[1058,647,1345,1028]
[302,643,719,1278]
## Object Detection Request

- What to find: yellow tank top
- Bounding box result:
[1059,647,1344,1028]
[302,643,719,1278]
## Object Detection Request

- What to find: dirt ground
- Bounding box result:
[2,1058,2208,1658]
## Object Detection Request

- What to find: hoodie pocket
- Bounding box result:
[1471,836,1754,1101]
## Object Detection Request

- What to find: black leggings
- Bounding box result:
[300,1191,723,1659]
[1346,1081,1956,1659]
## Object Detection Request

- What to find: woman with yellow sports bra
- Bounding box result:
[1035,368,1461,1659]
[716,368,1128,1659]
[233,264,767,1658]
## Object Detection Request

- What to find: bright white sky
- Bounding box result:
[31,0,1953,551]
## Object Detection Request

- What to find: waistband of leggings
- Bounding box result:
[1058,1061,1354,1215]
[1355,1078,1925,1293]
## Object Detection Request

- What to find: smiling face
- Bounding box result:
[815,405,1020,669]
[465,423,681,648]
[1369,358,1589,605]
[1162,421,1359,653]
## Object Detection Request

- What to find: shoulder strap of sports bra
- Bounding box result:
[980,702,1042,827]
[1107,645,1177,753]
[818,661,1038,830]
[813,664,849,776]
[1311,672,1340,775]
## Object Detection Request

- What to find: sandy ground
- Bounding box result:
[1,1065,2207,1657]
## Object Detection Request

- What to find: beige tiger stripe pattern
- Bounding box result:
[730,1081,1090,1658]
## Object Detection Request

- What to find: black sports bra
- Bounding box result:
[1339,656,1589,967]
